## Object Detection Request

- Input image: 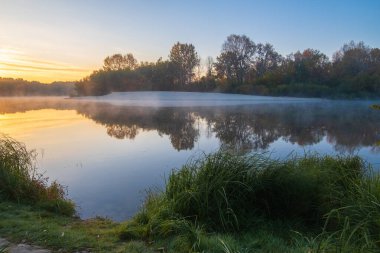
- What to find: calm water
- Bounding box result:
[0,92,379,221]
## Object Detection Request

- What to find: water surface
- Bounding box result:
[0,92,379,221]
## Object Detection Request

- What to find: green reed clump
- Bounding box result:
[164,152,364,231]
[165,152,270,231]
[120,152,378,252]
[252,155,364,224]
[0,135,74,216]
[318,170,380,252]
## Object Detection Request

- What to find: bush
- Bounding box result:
[0,135,75,216]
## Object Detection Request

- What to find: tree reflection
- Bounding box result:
[0,97,379,153]
[106,124,139,139]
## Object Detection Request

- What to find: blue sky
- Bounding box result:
[0,0,379,81]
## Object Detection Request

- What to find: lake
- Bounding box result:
[0,92,379,221]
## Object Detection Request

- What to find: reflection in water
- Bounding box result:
[76,102,380,154]
[0,97,379,153]
[107,124,139,139]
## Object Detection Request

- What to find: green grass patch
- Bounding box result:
[0,201,151,252]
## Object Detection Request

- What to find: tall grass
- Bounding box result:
[165,152,269,231]
[319,170,380,252]
[165,152,364,231]
[120,151,379,252]
[0,135,74,216]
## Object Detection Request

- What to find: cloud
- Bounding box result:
[0,62,90,72]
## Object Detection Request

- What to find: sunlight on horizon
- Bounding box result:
[0,47,93,82]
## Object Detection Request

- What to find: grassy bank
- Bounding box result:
[0,202,126,252]
[121,152,380,252]
[0,135,145,252]
[1,136,379,252]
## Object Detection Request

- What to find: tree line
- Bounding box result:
[0,77,74,96]
[60,35,380,98]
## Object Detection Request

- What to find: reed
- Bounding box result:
[121,151,379,252]
[0,135,74,216]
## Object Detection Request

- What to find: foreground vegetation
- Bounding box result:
[121,152,380,252]
[0,136,74,216]
[1,136,379,252]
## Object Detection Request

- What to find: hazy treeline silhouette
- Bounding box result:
[75,42,204,96]
[0,77,74,96]
[74,36,380,98]
[1,97,379,152]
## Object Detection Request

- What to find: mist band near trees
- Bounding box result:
[74,36,380,98]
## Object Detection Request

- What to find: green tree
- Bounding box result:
[332,41,380,95]
[215,34,256,84]
[169,42,200,86]
[283,49,329,83]
[254,43,283,78]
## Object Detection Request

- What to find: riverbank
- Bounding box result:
[0,202,129,252]
[0,201,312,252]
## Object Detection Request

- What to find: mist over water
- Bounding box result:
[0,92,379,221]
[75,91,323,107]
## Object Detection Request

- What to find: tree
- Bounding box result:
[254,43,283,78]
[215,34,256,84]
[331,41,380,94]
[169,42,200,85]
[332,41,372,77]
[285,49,329,83]
[205,56,215,77]
[103,53,138,71]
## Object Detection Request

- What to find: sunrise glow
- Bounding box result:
[1,1,379,83]
[0,47,92,83]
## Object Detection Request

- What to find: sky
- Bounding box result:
[0,0,380,83]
